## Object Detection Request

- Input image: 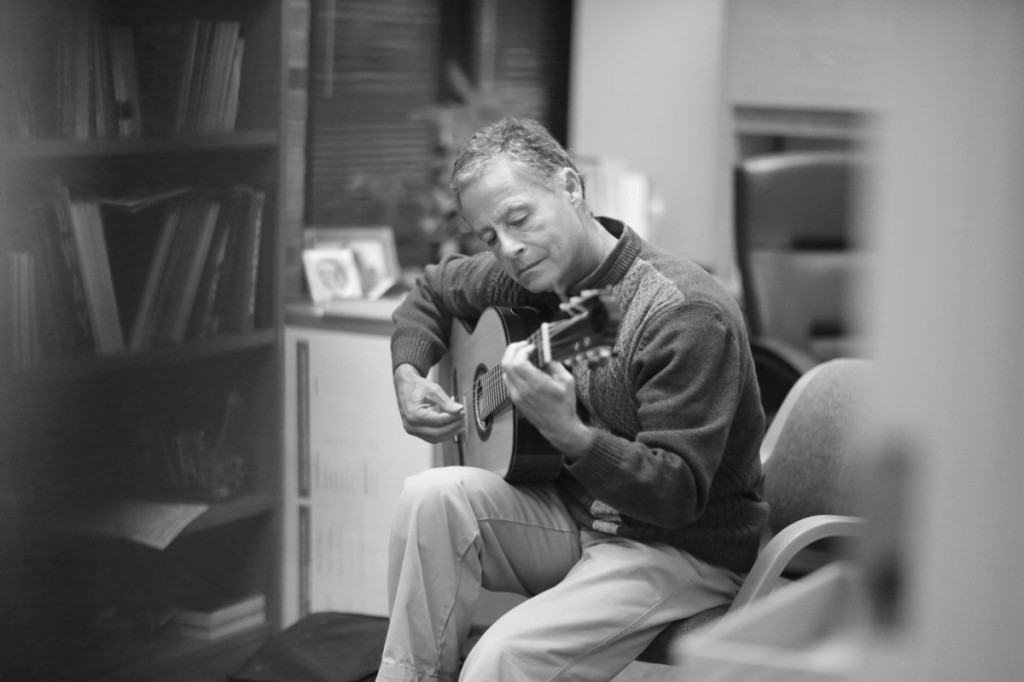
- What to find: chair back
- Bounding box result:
[759,358,873,534]
[735,152,866,361]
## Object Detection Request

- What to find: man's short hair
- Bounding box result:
[450,117,584,213]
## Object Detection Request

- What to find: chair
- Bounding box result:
[637,357,872,667]
[734,151,868,420]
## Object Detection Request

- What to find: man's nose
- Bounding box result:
[497,232,525,259]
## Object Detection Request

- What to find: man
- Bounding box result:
[379,118,767,681]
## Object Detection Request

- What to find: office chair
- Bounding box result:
[734,151,867,420]
[638,357,872,667]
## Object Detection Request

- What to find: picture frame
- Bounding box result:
[304,226,402,299]
[302,247,363,303]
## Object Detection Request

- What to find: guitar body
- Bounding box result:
[439,306,564,483]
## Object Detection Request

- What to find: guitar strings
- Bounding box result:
[470,325,545,418]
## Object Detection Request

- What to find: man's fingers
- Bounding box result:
[404,411,464,443]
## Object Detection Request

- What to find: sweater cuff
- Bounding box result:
[390,333,438,376]
[565,428,624,484]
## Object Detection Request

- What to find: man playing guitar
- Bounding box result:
[379,117,767,682]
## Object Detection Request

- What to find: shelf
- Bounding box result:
[0,0,286,679]
[3,329,277,387]
[0,130,280,160]
[184,492,275,534]
[286,297,405,334]
[30,492,275,549]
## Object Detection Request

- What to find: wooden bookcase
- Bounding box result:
[0,0,286,680]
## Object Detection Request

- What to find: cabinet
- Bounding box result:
[281,302,518,631]
[0,1,286,680]
[281,302,436,625]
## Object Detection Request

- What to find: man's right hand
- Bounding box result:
[393,364,465,443]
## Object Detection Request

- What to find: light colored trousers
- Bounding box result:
[376,467,743,682]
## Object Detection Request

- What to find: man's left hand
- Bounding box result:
[502,340,594,461]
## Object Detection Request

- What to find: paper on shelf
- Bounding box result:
[60,500,210,550]
[94,187,196,213]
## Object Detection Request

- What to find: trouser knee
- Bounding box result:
[394,467,485,529]
[460,625,539,681]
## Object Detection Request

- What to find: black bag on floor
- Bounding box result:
[228,612,389,682]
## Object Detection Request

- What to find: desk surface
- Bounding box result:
[286,297,405,333]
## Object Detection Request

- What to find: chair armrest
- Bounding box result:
[731,514,865,610]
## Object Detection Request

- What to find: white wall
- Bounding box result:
[569,0,728,273]
[857,1,1024,679]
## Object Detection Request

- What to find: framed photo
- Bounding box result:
[302,247,363,303]
[305,226,402,299]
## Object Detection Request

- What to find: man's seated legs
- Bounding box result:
[460,529,743,682]
[377,466,580,682]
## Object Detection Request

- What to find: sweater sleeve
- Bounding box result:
[564,301,749,529]
[390,252,536,375]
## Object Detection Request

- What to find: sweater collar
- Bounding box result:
[570,217,641,294]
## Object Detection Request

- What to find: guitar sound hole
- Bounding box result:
[472,363,492,441]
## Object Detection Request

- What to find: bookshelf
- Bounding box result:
[0,0,286,680]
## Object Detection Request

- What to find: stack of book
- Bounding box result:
[134,17,246,136]
[5,9,244,141]
[126,185,266,351]
[171,593,266,641]
[4,252,41,373]
[11,180,266,366]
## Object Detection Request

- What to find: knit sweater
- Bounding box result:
[391,219,768,574]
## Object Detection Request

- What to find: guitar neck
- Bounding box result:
[473,324,549,421]
[465,290,619,424]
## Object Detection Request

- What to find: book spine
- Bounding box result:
[221,36,245,131]
[242,189,265,332]
[73,202,124,353]
[186,193,234,341]
[214,186,264,334]
[173,593,266,628]
[128,205,179,352]
[32,205,77,358]
[164,198,220,345]
[48,191,96,353]
[108,26,142,139]
[172,609,266,641]
[150,199,196,346]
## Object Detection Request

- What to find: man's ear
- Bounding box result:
[560,167,584,206]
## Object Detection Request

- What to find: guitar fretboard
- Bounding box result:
[472,325,547,420]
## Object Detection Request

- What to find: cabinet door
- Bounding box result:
[282,326,435,623]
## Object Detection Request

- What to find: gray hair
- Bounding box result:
[450,117,584,213]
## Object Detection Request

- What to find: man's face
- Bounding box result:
[460,159,586,294]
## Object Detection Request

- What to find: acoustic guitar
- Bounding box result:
[439,290,620,483]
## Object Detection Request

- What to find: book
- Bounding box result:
[6,252,40,372]
[239,188,266,331]
[31,210,75,360]
[91,14,117,139]
[155,196,220,345]
[107,25,142,138]
[127,204,181,352]
[50,180,124,354]
[212,186,265,334]
[171,609,266,641]
[222,37,245,132]
[173,593,266,629]
[67,200,124,353]
[37,195,95,353]
[180,19,210,134]
[145,199,195,347]
[186,192,236,340]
